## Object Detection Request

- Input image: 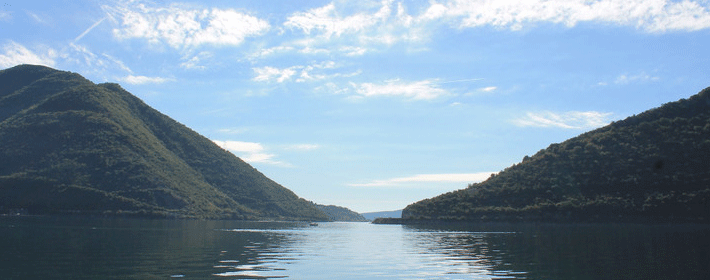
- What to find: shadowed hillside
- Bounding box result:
[0,64,329,220]
[403,87,710,223]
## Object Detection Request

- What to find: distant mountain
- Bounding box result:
[314,204,368,222]
[403,87,710,223]
[361,210,402,221]
[0,64,329,221]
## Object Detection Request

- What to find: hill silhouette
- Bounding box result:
[0,64,328,220]
[402,87,710,223]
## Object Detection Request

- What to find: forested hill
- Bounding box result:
[0,64,329,220]
[314,204,368,222]
[403,87,710,223]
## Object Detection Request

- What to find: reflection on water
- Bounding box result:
[1,216,708,279]
[214,223,523,279]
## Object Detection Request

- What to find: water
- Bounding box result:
[0,216,708,279]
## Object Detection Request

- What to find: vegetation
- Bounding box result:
[314,203,368,222]
[403,87,710,222]
[0,64,329,220]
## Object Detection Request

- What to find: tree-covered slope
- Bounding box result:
[314,204,368,222]
[0,64,328,220]
[403,87,710,222]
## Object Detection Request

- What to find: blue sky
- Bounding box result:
[2,0,709,213]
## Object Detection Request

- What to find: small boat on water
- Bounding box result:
[309,222,318,226]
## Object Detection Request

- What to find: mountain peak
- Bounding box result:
[0,65,328,220]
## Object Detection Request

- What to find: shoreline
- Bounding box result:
[371,216,710,225]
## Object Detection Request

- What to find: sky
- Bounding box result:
[1,0,709,213]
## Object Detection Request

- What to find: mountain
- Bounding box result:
[314,204,368,222]
[0,64,329,221]
[403,87,710,223]
[361,210,402,221]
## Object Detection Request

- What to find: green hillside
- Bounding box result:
[403,87,710,222]
[0,64,329,220]
[314,204,368,222]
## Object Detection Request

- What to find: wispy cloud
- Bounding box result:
[478,86,497,92]
[283,144,320,151]
[513,111,613,129]
[252,66,298,83]
[282,0,427,57]
[420,0,710,33]
[284,1,392,38]
[213,140,320,166]
[349,172,494,187]
[217,128,249,135]
[213,140,290,167]
[25,11,47,24]
[120,75,173,85]
[252,61,359,83]
[180,51,213,70]
[0,41,56,68]
[280,0,710,58]
[614,72,660,84]
[106,2,270,50]
[352,78,450,100]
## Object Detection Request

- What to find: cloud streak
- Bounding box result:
[75,17,107,42]
[513,111,613,129]
[252,61,359,83]
[614,72,660,84]
[213,140,289,166]
[421,0,710,32]
[120,75,173,85]
[349,172,494,187]
[352,78,450,100]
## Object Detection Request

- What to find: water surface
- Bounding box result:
[1,216,708,279]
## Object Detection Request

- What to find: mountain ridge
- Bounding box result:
[0,64,329,220]
[402,87,710,223]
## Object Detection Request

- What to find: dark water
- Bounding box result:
[0,216,708,279]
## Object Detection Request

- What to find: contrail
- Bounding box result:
[74,17,106,42]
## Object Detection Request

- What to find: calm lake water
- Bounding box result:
[0,216,708,279]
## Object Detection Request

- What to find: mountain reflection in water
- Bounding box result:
[1,216,708,279]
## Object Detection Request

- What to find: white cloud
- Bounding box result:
[340,46,367,56]
[107,3,270,50]
[248,45,295,60]
[275,0,710,61]
[252,61,358,83]
[213,140,290,166]
[353,78,450,100]
[180,51,212,70]
[121,75,173,85]
[284,1,391,38]
[0,41,56,68]
[513,111,613,129]
[349,172,494,187]
[419,0,710,33]
[282,0,427,56]
[284,144,320,151]
[614,72,660,84]
[252,66,299,83]
[479,86,497,92]
[217,128,249,135]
